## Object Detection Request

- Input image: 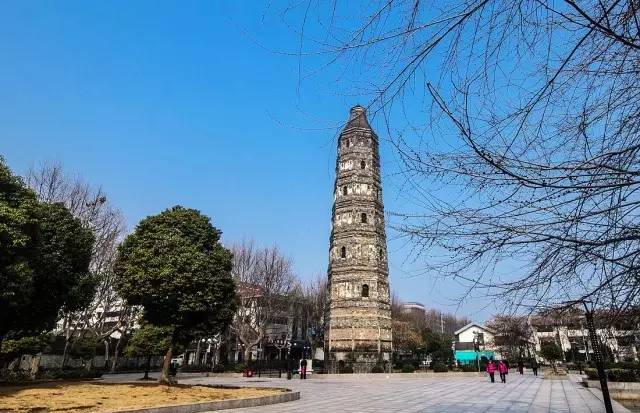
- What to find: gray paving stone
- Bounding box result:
[103,372,632,412]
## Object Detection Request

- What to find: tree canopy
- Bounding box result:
[540,342,564,367]
[113,206,236,383]
[0,158,95,344]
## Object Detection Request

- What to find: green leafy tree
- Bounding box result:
[114,206,236,384]
[425,330,453,364]
[0,158,95,349]
[540,342,564,373]
[125,324,172,380]
[0,334,53,365]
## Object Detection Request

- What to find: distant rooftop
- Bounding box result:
[402,301,426,308]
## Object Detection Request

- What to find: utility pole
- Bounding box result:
[440,313,444,334]
[584,304,613,413]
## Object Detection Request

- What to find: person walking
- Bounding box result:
[486,359,496,383]
[300,358,307,380]
[518,359,524,375]
[498,360,508,383]
[531,359,539,376]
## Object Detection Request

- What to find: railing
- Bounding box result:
[247,359,291,378]
[454,342,476,351]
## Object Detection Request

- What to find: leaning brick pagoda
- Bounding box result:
[326,105,392,372]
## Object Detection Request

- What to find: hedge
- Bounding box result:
[584,367,640,382]
[401,364,415,373]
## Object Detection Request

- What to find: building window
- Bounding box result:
[361,160,366,169]
[346,139,350,148]
[341,246,346,258]
[343,186,348,196]
[362,284,369,297]
[361,213,367,223]
[379,249,384,260]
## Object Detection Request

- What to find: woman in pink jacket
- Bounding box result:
[498,360,508,383]
[486,359,496,383]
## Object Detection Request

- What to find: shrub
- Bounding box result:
[607,369,638,382]
[460,364,478,372]
[0,369,32,384]
[585,367,640,382]
[211,363,227,373]
[612,361,640,370]
[232,363,246,373]
[401,364,415,373]
[40,367,104,380]
[433,363,448,372]
[584,368,599,380]
[371,364,385,373]
[179,364,210,373]
[339,364,354,374]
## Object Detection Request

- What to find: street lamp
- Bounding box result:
[473,332,482,372]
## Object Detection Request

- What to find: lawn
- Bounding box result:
[0,382,284,412]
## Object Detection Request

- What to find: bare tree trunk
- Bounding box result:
[61,314,73,368]
[244,346,252,366]
[194,339,201,366]
[29,354,41,379]
[61,340,70,368]
[111,337,121,373]
[103,339,110,369]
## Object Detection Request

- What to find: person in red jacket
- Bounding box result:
[498,360,508,383]
[486,359,496,383]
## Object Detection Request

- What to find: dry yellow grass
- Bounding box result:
[0,382,284,412]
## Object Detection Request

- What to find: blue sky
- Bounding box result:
[1,2,491,321]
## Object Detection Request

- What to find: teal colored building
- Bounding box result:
[453,322,499,365]
[454,350,495,365]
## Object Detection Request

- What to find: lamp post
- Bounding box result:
[582,301,613,413]
[287,341,296,380]
[473,332,481,372]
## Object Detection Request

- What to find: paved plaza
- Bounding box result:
[105,372,632,413]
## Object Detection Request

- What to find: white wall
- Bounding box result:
[458,325,494,344]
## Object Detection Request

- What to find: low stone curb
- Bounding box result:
[544,375,570,380]
[312,372,486,379]
[111,390,300,413]
[583,378,640,397]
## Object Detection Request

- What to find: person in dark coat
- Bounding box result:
[300,358,308,379]
[531,359,539,376]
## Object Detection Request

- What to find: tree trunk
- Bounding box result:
[144,354,151,380]
[61,314,71,368]
[244,346,252,366]
[29,353,41,379]
[160,345,174,385]
[61,339,70,368]
[103,339,110,369]
[111,337,122,373]
[160,332,176,385]
[194,339,201,366]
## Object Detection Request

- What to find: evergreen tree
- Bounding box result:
[114,206,236,384]
[0,158,94,349]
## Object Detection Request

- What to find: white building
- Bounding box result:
[453,323,500,364]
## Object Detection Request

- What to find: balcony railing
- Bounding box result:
[454,342,477,351]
